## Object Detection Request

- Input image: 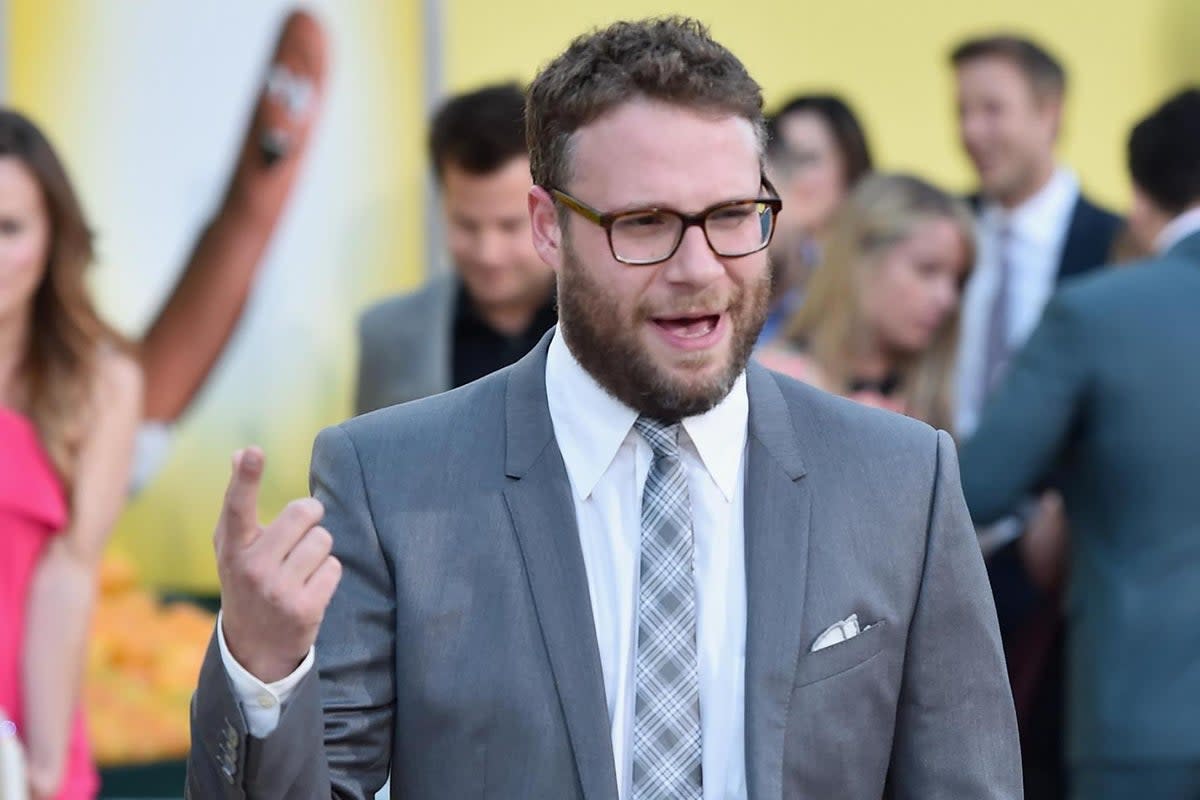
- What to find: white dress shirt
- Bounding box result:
[1156,206,1200,254]
[956,167,1080,437]
[221,327,750,799]
[546,328,748,800]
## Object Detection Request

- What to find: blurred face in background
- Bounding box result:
[768,110,848,239]
[0,157,50,325]
[859,216,970,356]
[442,156,553,313]
[956,56,1061,207]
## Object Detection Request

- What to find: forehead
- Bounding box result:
[955,57,1037,103]
[441,157,532,215]
[567,98,761,208]
[776,111,836,152]
[0,157,44,211]
[906,216,966,254]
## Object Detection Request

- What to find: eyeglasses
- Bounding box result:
[549,178,783,266]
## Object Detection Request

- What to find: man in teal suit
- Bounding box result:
[961,87,1200,799]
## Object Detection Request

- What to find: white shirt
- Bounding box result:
[956,167,1080,437]
[1156,206,1200,254]
[220,327,750,799]
[546,328,748,800]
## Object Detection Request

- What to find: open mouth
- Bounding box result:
[648,312,727,352]
[653,313,721,339]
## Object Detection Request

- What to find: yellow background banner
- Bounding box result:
[6,1,1198,591]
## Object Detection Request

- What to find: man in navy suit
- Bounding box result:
[963,87,1200,800]
[950,34,1122,799]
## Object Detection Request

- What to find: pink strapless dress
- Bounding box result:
[0,406,98,799]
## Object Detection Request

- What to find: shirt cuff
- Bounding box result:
[128,421,174,497]
[976,499,1038,557]
[216,611,315,738]
[977,516,1023,557]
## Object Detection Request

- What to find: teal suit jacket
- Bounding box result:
[961,230,1200,763]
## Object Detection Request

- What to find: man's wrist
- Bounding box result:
[220,616,305,684]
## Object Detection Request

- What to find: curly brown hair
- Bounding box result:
[526,16,765,191]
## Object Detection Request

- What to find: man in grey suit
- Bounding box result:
[355,83,556,414]
[962,88,1200,798]
[188,18,1020,799]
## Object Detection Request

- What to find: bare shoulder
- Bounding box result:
[92,346,144,418]
[755,347,831,392]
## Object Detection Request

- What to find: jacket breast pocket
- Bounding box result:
[793,619,888,688]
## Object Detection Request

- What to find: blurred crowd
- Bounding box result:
[2,18,1199,800]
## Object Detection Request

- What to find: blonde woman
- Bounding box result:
[758,173,975,433]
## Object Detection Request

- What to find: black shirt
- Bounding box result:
[452,285,557,388]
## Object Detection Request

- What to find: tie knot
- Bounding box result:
[634,416,681,460]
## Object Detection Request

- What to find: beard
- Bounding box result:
[557,241,770,422]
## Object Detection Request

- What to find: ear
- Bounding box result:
[1128,185,1166,253]
[1040,94,1065,143]
[529,185,565,273]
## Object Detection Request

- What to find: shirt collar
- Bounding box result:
[981,166,1079,245]
[545,326,748,503]
[1155,206,1200,254]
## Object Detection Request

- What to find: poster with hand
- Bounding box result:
[9,1,427,592]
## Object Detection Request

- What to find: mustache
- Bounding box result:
[637,287,740,320]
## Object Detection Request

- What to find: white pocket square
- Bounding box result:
[811,613,863,652]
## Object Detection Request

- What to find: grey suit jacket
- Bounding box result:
[355,275,457,415]
[188,332,1020,799]
[962,230,1200,764]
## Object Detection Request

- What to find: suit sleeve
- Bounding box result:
[961,293,1088,523]
[888,431,1023,799]
[186,424,396,800]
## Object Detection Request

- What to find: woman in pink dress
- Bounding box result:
[0,110,141,799]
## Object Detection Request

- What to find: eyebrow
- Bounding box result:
[604,200,676,214]
[594,192,766,216]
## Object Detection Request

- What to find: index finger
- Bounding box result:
[219,446,265,546]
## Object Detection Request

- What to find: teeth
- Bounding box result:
[666,316,716,338]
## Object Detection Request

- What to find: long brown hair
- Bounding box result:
[1,109,128,490]
[785,173,975,434]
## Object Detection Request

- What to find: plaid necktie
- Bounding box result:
[631,417,702,799]
[980,224,1014,400]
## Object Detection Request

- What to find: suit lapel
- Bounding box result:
[1057,194,1120,282]
[742,364,811,800]
[502,334,619,800]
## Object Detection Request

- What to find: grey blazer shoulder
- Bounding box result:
[354,274,458,415]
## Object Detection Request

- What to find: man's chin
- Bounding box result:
[650,351,737,397]
[644,342,727,380]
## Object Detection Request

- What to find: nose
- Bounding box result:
[659,224,725,287]
[961,110,988,149]
[471,229,509,270]
[933,276,960,316]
